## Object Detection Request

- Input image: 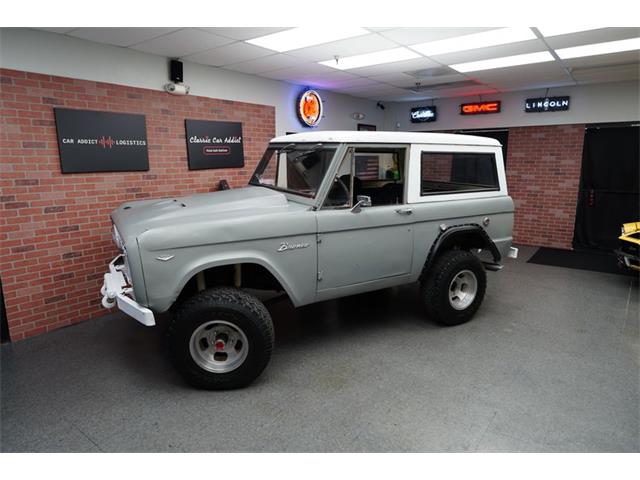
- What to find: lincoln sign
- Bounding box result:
[524,96,570,113]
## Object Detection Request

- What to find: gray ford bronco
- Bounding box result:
[101,131,517,389]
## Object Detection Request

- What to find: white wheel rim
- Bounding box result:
[189,320,249,373]
[448,270,478,310]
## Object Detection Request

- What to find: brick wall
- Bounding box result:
[0,68,275,341]
[421,152,454,182]
[505,124,585,249]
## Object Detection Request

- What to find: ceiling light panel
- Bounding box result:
[319,47,421,70]
[410,27,537,56]
[556,37,640,59]
[450,51,555,72]
[536,27,602,37]
[245,27,369,52]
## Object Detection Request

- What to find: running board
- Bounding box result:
[483,262,504,272]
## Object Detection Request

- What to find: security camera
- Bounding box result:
[376,101,385,110]
[164,82,190,95]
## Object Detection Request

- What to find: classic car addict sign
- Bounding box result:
[185,120,244,170]
[525,96,570,113]
[410,106,437,123]
[54,108,149,173]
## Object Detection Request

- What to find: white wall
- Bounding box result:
[383,81,640,132]
[2,28,638,136]
[0,28,384,135]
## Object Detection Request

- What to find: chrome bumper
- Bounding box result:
[101,255,155,326]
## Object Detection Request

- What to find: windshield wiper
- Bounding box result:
[291,143,324,163]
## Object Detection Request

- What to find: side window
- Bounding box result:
[324,150,353,208]
[354,148,405,206]
[420,152,498,195]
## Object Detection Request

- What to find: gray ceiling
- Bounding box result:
[34,27,640,101]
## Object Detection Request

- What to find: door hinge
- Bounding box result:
[317,270,323,281]
[317,234,322,244]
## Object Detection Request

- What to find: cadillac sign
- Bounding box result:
[410,106,437,123]
[525,96,570,113]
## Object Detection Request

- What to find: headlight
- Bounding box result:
[112,225,125,251]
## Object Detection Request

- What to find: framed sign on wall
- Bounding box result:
[460,101,501,115]
[525,96,570,113]
[410,106,437,123]
[185,120,245,170]
[54,108,149,173]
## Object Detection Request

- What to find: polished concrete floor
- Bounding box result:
[1,247,638,452]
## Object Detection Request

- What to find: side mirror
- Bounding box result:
[351,195,372,213]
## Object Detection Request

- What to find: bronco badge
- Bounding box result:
[277,241,310,252]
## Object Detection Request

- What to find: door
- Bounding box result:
[573,124,640,250]
[316,146,414,291]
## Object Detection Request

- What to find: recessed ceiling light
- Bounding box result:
[555,37,640,59]
[450,51,555,73]
[537,27,601,37]
[410,28,537,56]
[319,47,420,70]
[245,27,369,52]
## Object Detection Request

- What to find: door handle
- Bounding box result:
[395,208,413,215]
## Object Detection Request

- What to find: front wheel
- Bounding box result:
[167,287,274,390]
[420,250,487,326]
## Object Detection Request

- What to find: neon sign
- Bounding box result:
[460,101,501,115]
[525,96,570,112]
[410,106,437,123]
[297,89,323,127]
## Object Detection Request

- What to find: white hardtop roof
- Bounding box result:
[270,130,501,146]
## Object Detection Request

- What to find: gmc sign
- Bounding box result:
[460,101,501,115]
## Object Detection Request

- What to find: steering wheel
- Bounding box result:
[336,175,350,200]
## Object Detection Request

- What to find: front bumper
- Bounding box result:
[615,248,640,272]
[101,255,155,326]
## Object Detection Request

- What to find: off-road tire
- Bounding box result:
[421,249,487,326]
[168,287,274,390]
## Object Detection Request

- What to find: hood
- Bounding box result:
[111,186,305,242]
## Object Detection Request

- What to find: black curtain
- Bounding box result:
[573,125,640,250]
[1,278,9,343]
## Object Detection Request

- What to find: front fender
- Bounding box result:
[140,236,317,312]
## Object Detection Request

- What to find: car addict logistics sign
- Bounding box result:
[460,101,501,115]
[54,108,149,173]
[524,96,570,113]
[185,119,244,170]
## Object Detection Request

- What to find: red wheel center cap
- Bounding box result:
[214,340,225,351]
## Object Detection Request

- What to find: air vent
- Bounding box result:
[404,79,482,93]
[406,67,456,78]
[570,63,639,82]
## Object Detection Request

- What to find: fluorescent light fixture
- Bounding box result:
[319,47,420,70]
[537,27,602,37]
[245,27,368,52]
[450,51,555,72]
[410,28,537,56]
[556,37,640,59]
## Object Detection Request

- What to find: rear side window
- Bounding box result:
[420,152,499,195]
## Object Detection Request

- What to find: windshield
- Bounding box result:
[249,143,338,198]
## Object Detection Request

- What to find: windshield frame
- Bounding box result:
[249,142,342,204]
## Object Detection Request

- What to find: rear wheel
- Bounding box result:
[420,250,487,326]
[168,287,274,390]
